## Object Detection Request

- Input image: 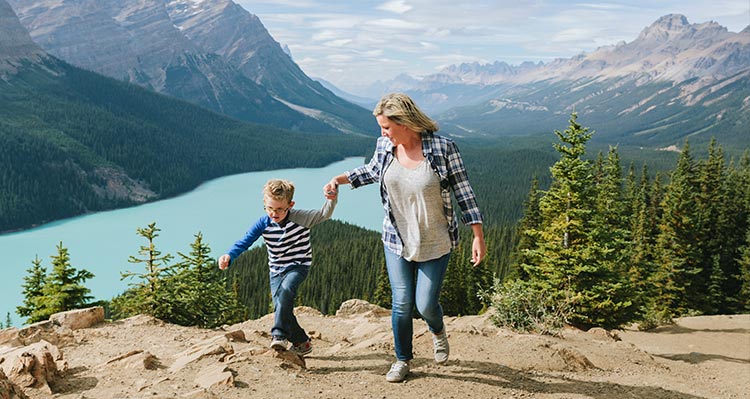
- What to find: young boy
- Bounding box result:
[218,179,337,355]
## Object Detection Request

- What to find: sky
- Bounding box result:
[235,1,750,94]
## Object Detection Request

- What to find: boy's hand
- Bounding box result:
[218,254,230,270]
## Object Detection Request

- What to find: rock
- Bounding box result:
[168,336,234,373]
[49,307,104,330]
[0,340,66,394]
[104,350,161,370]
[194,364,234,389]
[587,327,621,341]
[335,299,390,318]
[0,321,73,348]
[0,368,30,399]
[222,330,247,343]
[270,350,306,369]
[554,347,597,371]
[294,306,323,316]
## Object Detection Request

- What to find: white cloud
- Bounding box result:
[237,0,750,93]
[377,0,413,14]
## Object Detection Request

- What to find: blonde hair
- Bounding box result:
[373,93,439,133]
[263,179,295,202]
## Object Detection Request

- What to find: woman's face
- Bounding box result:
[376,114,415,146]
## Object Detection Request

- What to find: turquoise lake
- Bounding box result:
[0,158,381,327]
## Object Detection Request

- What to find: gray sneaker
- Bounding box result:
[432,330,449,364]
[386,360,410,382]
[270,336,289,351]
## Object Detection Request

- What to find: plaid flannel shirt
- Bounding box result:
[346,132,483,257]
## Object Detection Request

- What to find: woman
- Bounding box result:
[323,93,486,382]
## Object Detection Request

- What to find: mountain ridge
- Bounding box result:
[362,14,749,148]
[7,0,374,135]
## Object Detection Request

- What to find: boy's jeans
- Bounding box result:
[269,264,309,344]
[384,249,450,361]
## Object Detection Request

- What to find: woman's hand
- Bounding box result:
[324,175,347,199]
[470,224,486,266]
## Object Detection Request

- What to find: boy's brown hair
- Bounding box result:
[263,179,295,202]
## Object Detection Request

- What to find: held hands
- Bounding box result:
[323,179,339,200]
[218,254,230,270]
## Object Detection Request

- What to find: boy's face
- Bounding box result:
[264,196,294,223]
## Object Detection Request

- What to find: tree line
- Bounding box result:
[492,114,749,332]
[12,114,749,331]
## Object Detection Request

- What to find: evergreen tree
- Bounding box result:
[32,242,94,323]
[17,256,46,323]
[171,232,247,328]
[111,222,175,320]
[628,166,661,319]
[653,141,701,318]
[695,138,727,313]
[441,245,468,316]
[719,151,750,312]
[510,176,542,280]
[523,113,634,329]
[737,223,750,312]
[372,262,392,309]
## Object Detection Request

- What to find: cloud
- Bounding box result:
[377,0,413,14]
[237,0,750,93]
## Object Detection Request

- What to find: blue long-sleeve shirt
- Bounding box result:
[226,198,337,274]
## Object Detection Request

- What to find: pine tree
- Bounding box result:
[737,223,750,312]
[111,222,175,320]
[32,242,94,323]
[653,141,701,319]
[372,261,391,309]
[441,247,468,316]
[695,138,727,313]
[511,176,542,280]
[171,232,247,328]
[719,151,750,312]
[17,255,46,323]
[523,113,634,329]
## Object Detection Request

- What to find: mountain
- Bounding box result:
[0,0,369,232]
[382,15,750,149]
[315,77,377,109]
[0,0,44,69]
[7,0,374,136]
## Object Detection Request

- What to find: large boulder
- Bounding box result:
[49,307,104,330]
[0,369,29,399]
[0,340,66,394]
[335,299,390,318]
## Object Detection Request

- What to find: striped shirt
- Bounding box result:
[226,199,336,274]
[346,132,483,257]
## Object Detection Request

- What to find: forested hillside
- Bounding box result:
[0,58,371,232]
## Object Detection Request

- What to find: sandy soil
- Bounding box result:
[8,301,750,399]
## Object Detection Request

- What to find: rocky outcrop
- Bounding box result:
[0,341,66,394]
[0,0,44,74]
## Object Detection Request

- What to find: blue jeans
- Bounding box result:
[269,264,309,344]
[385,249,450,361]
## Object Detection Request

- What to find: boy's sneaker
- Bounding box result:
[290,340,313,356]
[270,336,289,351]
[385,360,410,382]
[432,330,449,364]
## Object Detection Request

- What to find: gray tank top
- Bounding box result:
[383,158,451,261]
